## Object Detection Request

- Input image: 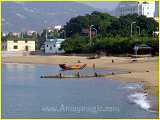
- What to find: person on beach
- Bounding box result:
[93,63,95,70]
[94,72,98,77]
[59,73,63,78]
[77,72,80,78]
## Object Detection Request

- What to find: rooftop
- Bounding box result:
[7,37,36,41]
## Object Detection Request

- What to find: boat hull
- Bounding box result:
[59,64,87,70]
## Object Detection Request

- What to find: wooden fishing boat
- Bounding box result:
[59,63,87,70]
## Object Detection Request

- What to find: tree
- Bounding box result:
[37,29,47,50]
[61,34,90,53]
[64,11,117,37]
[60,12,159,55]
[106,14,159,37]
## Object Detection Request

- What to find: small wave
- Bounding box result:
[148,110,158,113]
[122,83,144,90]
[128,92,150,111]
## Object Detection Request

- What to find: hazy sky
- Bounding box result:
[2,2,120,33]
[83,2,119,11]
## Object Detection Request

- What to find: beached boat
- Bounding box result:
[59,63,87,70]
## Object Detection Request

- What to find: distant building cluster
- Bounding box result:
[2,31,37,52]
[47,25,62,32]
[2,25,65,55]
[116,1,159,36]
[117,1,158,20]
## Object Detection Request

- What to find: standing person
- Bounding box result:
[93,63,95,70]
[59,73,62,78]
[77,72,80,78]
[93,63,98,77]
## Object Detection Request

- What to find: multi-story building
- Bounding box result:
[54,25,62,31]
[6,38,35,51]
[138,2,155,18]
[47,25,62,32]
[44,38,65,54]
[12,32,21,37]
[117,1,156,18]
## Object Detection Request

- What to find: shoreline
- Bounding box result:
[2,55,158,110]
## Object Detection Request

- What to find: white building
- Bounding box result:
[12,32,21,37]
[54,25,62,31]
[6,38,35,52]
[47,25,62,32]
[27,30,37,36]
[138,2,155,18]
[117,1,156,18]
[3,33,6,37]
[44,38,65,54]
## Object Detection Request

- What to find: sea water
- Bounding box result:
[2,63,158,118]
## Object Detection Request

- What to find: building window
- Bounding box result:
[50,46,52,50]
[13,45,18,49]
[25,40,28,43]
[14,40,18,43]
[47,45,48,47]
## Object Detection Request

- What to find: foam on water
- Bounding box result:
[128,92,150,111]
[122,83,143,90]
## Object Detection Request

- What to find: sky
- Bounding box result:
[2,2,120,33]
[2,1,158,33]
[82,2,119,11]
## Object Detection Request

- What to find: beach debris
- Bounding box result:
[141,80,145,83]
[132,59,137,62]
[77,60,81,63]
[87,54,100,59]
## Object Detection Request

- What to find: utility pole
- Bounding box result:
[92,28,97,36]
[45,29,47,40]
[89,25,93,46]
[136,26,140,35]
[131,22,136,37]
[21,32,23,39]
[89,25,97,46]
[89,25,93,40]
